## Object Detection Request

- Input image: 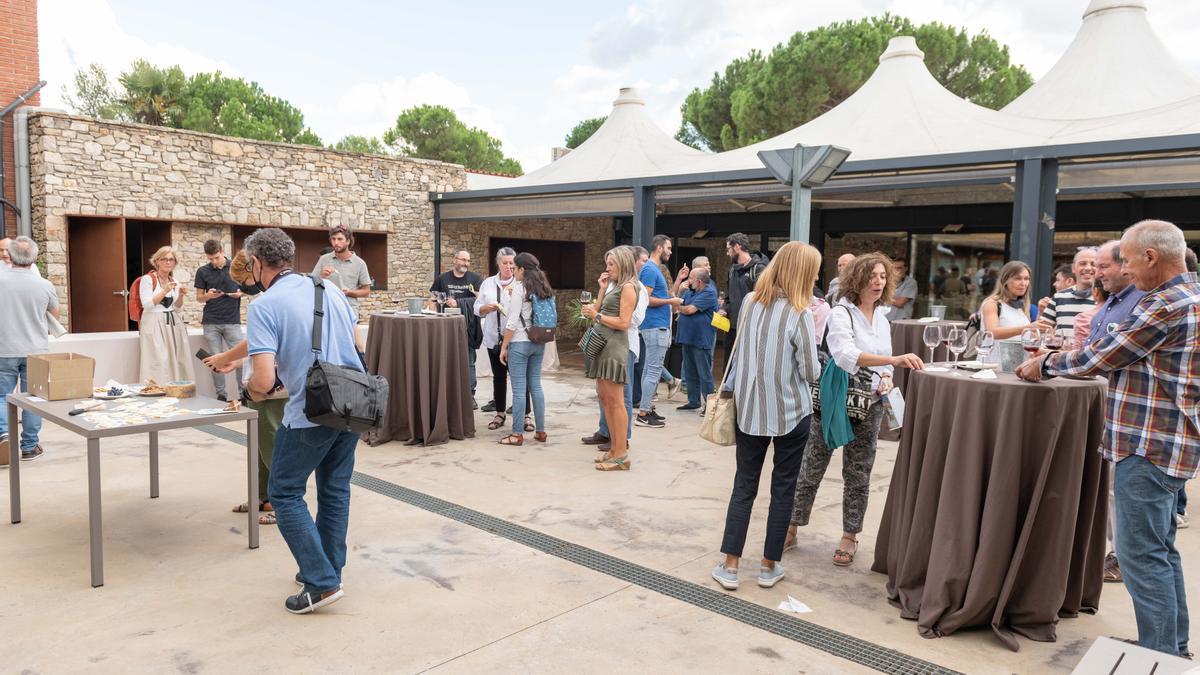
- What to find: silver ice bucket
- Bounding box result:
[996,339,1027,373]
[407,298,424,314]
[929,305,946,320]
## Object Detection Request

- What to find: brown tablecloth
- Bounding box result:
[871,369,1109,651]
[889,319,965,396]
[362,313,475,446]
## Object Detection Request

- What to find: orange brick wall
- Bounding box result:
[1,0,41,237]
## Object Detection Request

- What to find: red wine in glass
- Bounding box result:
[1044,334,1064,351]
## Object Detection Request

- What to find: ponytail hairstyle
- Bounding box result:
[514,252,554,300]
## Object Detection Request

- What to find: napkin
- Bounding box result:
[924,366,950,372]
[918,316,940,323]
[971,369,998,380]
[777,596,813,613]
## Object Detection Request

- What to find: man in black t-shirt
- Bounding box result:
[430,250,484,403]
[195,239,260,401]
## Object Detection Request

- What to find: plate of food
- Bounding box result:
[93,385,132,400]
[138,379,167,396]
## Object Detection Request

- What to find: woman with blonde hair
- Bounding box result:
[979,260,1040,342]
[138,245,196,384]
[581,246,638,471]
[712,242,823,591]
[787,252,922,568]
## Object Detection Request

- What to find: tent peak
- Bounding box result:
[879,36,924,63]
[1083,0,1146,20]
[613,87,644,107]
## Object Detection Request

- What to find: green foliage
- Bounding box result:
[564,299,592,329]
[332,135,389,155]
[564,116,606,149]
[383,104,523,175]
[63,61,322,146]
[678,15,1034,151]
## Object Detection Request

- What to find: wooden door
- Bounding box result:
[68,216,128,332]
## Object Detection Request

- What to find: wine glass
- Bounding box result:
[940,323,954,352]
[976,331,996,363]
[1043,329,1064,351]
[947,328,968,373]
[1058,328,1076,351]
[580,291,593,304]
[1021,327,1043,358]
[433,290,447,312]
[922,325,941,364]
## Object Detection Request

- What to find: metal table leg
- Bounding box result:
[87,438,103,587]
[149,431,159,498]
[7,401,19,524]
[248,418,259,549]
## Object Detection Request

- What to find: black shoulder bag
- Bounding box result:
[304,277,390,433]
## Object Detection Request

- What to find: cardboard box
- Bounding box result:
[27,353,96,401]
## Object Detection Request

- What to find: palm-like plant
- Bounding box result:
[119,60,186,127]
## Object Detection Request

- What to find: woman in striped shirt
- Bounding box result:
[712,242,822,591]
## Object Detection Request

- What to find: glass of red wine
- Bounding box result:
[1021,327,1043,357]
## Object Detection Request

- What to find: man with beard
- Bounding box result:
[312,225,372,318]
[635,235,683,428]
[431,250,484,406]
[720,232,768,368]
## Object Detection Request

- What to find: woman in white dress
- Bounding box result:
[138,246,196,384]
[979,261,1041,360]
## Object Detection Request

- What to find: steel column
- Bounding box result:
[1010,158,1058,299]
[632,184,656,250]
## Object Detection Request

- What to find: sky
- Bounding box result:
[37,0,1200,174]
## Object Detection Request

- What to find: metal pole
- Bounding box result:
[88,438,104,587]
[788,145,812,243]
[8,400,20,523]
[632,184,655,250]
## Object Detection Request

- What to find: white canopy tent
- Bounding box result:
[1003,0,1200,120]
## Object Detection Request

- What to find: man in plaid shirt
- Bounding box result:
[1017,220,1199,657]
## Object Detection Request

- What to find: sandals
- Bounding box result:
[534,431,548,443]
[259,512,277,525]
[833,536,858,567]
[233,501,273,513]
[487,414,506,431]
[524,416,534,432]
[499,433,524,446]
[595,455,631,471]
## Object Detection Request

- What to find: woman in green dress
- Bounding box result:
[581,246,638,471]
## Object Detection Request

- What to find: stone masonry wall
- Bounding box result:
[29,111,467,327]
[441,217,615,342]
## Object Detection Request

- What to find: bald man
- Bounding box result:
[0,237,11,267]
[825,253,856,303]
[430,249,484,404]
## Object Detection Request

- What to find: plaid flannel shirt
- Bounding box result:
[1044,273,1200,479]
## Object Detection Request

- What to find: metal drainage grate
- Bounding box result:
[197,426,958,674]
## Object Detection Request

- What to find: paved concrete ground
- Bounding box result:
[2,367,1194,673]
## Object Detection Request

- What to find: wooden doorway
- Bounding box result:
[67,216,128,333]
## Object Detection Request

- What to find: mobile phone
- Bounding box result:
[195,348,213,361]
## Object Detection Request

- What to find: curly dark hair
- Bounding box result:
[244,227,296,267]
[838,252,895,309]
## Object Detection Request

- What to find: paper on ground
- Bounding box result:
[777,596,813,613]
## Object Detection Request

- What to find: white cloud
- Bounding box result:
[39,0,236,110]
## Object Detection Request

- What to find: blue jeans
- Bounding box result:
[598,350,635,441]
[269,424,360,594]
[203,323,245,397]
[638,328,670,413]
[467,345,477,396]
[0,357,41,451]
[1114,454,1190,656]
[508,341,545,434]
[682,345,714,407]
[1177,485,1188,516]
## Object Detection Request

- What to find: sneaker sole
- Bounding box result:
[634,419,664,428]
[711,571,738,591]
[20,453,42,462]
[286,587,344,614]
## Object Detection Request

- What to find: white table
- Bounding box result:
[6,393,260,587]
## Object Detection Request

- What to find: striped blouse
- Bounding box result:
[731,294,821,436]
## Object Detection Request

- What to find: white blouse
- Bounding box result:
[504,281,535,343]
[827,298,894,380]
[475,273,517,349]
[139,273,177,314]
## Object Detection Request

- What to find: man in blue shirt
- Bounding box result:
[675,267,719,412]
[243,227,364,615]
[1087,239,1147,347]
[636,235,683,428]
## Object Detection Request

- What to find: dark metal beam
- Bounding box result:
[632,184,656,250]
[432,201,442,277]
[1010,158,1058,298]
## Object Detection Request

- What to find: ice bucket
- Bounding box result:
[407,298,424,314]
[929,305,946,320]
[996,339,1028,373]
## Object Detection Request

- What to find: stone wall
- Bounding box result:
[441,217,615,342]
[29,112,467,327]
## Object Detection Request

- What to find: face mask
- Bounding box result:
[249,258,267,294]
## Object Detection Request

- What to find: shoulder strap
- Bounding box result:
[311,275,324,363]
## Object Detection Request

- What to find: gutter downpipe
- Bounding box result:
[15,105,65,238]
[1,80,46,235]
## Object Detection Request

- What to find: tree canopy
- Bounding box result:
[332,135,388,155]
[64,61,323,146]
[382,104,522,175]
[677,15,1034,151]
[564,116,606,149]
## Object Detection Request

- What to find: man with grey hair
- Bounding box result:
[240,227,365,614]
[1018,220,1200,657]
[0,236,59,463]
[0,237,11,266]
[1040,247,1097,333]
[431,249,483,405]
[825,253,855,303]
